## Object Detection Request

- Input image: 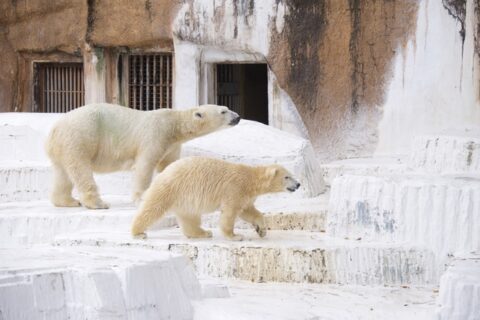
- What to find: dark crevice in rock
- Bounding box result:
[86,0,96,44]
[349,0,362,113]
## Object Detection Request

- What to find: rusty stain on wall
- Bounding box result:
[269,0,419,159]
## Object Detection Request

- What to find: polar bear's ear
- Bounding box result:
[266,167,278,179]
[194,112,203,118]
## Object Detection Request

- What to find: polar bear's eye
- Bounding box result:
[284,176,289,180]
[221,110,227,114]
[195,112,203,118]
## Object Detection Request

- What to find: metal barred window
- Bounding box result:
[128,54,172,110]
[34,62,85,113]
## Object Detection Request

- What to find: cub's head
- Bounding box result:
[263,165,301,193]
[190,104,240,136]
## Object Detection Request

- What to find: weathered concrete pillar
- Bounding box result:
[84,46,106,105]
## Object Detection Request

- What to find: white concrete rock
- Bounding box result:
[0,246,201,320]
[194,280,437,320]
[0,196,176,246]
[320,156,406,186]
[327,175,480,260]
[55,229,438,286]
[409,131,480,176]
[182,120,326,197]
[435,255,480,320]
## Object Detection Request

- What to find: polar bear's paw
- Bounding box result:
[133,232,147,239]
[255,225,267,238]
[83,198,110,210]
[52,197,82,208]
[227,234,244,241]
[186,229,213,239]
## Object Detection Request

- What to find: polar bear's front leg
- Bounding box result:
[240,206,267,238]
[132,156,157,203]
[177,214,213,239]
[156,145,181,173]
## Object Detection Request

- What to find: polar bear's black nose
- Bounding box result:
[229,116,241,126]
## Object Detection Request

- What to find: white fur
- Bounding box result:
[45,103,239,209]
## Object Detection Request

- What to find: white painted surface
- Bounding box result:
[182,120,326,197]
[194,280,436,320]
[377,0,480,156]
[55,229,438,286]
[409,131,480,176]
[0,196,176,246]
[435,255,480,320]
[0,246,200,320]
[328,174,480,261]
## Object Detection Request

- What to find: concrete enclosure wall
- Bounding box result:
[0,0,479,161]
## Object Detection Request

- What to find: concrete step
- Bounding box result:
[320,157,407,186]
[54,229,439,286]
[435,254,480,320]
[203,193,328,232]
[409,131,480,176]
[0,195,328,246]
[193,279,437,320]
[0,245,201,320]
[0,162,132,203]
[328,174,480,261]
[0,196,176,246]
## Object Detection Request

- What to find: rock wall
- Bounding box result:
[1,0,479,161]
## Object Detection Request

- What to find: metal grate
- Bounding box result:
[128,54,172,110]
[217,64,240,114]
[34,63,85,113]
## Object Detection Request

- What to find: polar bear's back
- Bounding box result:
[149,157,248,213]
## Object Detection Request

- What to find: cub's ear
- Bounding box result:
[194,112,203,118]
[266,167,278,179]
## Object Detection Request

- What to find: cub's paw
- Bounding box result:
[84,199,110,210]
[132,232,147,240]
[255,225,267,238]
[228,234,244,241]
[52,197,81,207]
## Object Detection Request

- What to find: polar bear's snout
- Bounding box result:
[228,112,241,126]
[286,177,301,192]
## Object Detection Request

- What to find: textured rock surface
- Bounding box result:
[328,175,480,260]
[0,246,200,320]
[435,255,480,320]
[194,280,437,320]
[182,120,326,197]
[55,229,438,286]
[0,196,176,246]
[409,132,480,176]
[203,194,328,232]
[320,156,406,185]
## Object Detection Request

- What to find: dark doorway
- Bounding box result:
[216,63,268,124]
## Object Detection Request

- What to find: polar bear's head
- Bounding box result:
[264,165,301,193]
[189,104,240,136]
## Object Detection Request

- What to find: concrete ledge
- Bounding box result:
[320,157,406,186]
[409,133,480,176]
[0,196,176,246]
[327,175,480,259]
[0,246,201,320]
[435,255,480,320]
[54,229,438,286]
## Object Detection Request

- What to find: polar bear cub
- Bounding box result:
[45,103,240,209]
[131,157,301,240]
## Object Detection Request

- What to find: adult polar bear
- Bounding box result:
[46,103,240,209]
